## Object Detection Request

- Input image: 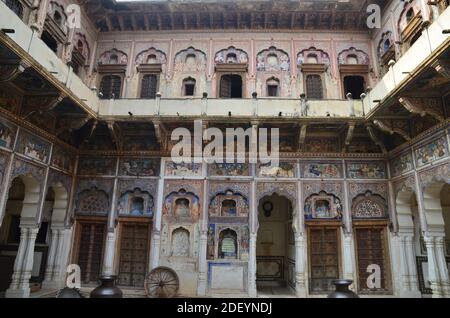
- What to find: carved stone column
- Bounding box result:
[424,235,443,298]
[6,227,39,298]
[197,179,209,296]
[149,177,165,270]
[435,236,450,297]
[42,229,59,288]
[247,180,257,297]
[294,233,307,297]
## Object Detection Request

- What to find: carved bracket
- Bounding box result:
[399,97,444,123]
[373,119,411,141]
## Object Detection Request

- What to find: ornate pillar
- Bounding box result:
[405,235,421,296]
[149,176,165,270]
[42,229,59,288]
[295,181,307,297]
[396,233,421,297]
[435,236,450,297]
[247,180,257,297]
[424,235,443,297]
[29,0,50,35]
[197,179,209,296]
[102,161,119,275]
[6,227,39,298]
[342,178,356,286]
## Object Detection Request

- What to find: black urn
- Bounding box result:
[327,279,359,298]
[90,275,123,298]
[56,287,84,298]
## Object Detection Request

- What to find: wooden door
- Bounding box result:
[76,222,106,284]
[118,223,150,288]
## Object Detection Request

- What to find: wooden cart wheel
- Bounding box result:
[145,266,179,298]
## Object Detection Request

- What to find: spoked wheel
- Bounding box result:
[145,266,179,298]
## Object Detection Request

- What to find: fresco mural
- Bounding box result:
[117,188,154,217]
[16,130,50,163]
[51,146,75,172]
[78,157,117,175]
[164,161,202,177]
[346,162,386,179]
[0,118,16,149]
[208,163,250,177]
[391,152,414,177]
[304,191,343,220]
[120,158,160,176]
[303,163,342,178]
[415,136,448,167]
[258,162,296,178]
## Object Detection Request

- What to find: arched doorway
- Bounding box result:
[256,194,295,296]
[219,74,243,98]
[421,182,450,298]
[0,174,41,298]
[42,183,70,290]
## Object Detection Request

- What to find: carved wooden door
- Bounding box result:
[355,227,390,293]
[308,227,340,293]
[220,75,232,98]
[118,223,150,288]
[77,222,106,284]
[306,74,323,99]
[141,74,158,98]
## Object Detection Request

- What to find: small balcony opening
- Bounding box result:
[266,77,280,97]
[183,77,196,96]
[220,74,242,98]
[343,76,365,99]
[41,30,58,54]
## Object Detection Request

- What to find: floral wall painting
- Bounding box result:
[391,152,414,177]
[75,186,110,216]
[117,188,154,217]
[303,163,342,178]
[415,136,448,167]
[304,191,343,220]
[16,131,50,163]
[258,162,296,178]
[0,119,16,149]
[352,191,387,219]
[346,162,386,179]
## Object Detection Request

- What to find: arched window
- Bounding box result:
[53,10,62,26]
[109,54,119,65]
[218,229,238,259]
[383,39,391,52]
[306,54,319,64]
[406,8,415,22]
[77,40,84,52]
[5,0,23,19]
[226,53,237,64]
[267,53,278,66]
[346,54,358,65]
[146,54,157,64]
[130,197,144,216]
[183,77,196,96]
[220,74,242,98]
[171,228,190,257]
[41,30,58,53]
[141,74,158,99]
[100,75,122,99]
[185,54,196,64]
[266,77,280,97]
[343,75,365,99]
[306,74,323,99]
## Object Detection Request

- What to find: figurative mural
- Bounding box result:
[208,163,249,176]
[174,47,207,72]
[352,191,387,219]
[120,158,160,176]
[16,131,50,163]
[304,191,343,219]
[51,146,74,172]
[163,189,200,221]
[209,189,249,217]
[117,188,154,217]
[391,152,414,176]
[98,48,128,65]
[215,47,248,64]
[78,157,117,175]
[346,162,386,179]
[0,119,16,149]
[258,162,296,178]
[303,163,342,178]
[165,161,202,177]
[415,136,448,167]
[256,46,290,72]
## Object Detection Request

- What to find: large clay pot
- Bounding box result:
[327,279,359,298]
[90,276,123,298]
